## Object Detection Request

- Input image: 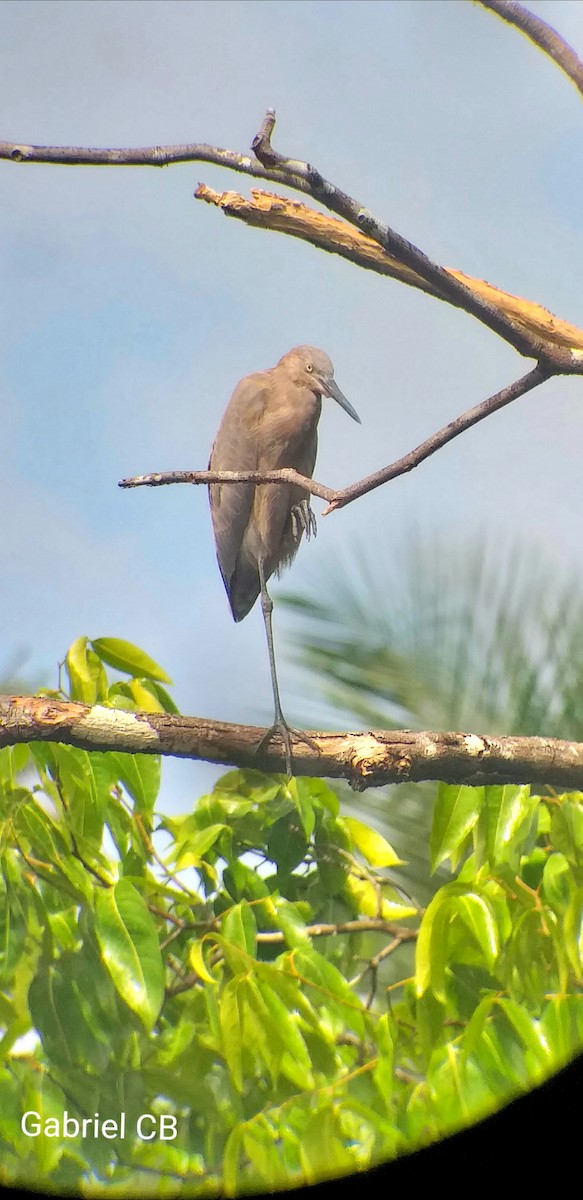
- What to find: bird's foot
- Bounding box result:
[255,718,320,776]
[290,500,317,543]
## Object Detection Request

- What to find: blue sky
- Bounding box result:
[2,0,583,807]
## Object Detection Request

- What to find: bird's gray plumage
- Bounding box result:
[208,344,360,771]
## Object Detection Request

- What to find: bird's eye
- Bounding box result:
[305,363,313,373]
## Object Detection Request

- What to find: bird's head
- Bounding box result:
[279,345,361,423]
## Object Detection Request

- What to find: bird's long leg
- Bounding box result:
[255,558,319,775]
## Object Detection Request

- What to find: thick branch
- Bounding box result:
[118,366,549,514]
[477,0,583,98]
[248,118,547,361]
[195,186,583,358]
[2,695,583,791]
[2,87,580,364]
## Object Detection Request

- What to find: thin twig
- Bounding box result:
[324,363,548,512]
[477,0,583,98]
[118,365,549,515]
[0,137,309,194]
[119,467,336,505]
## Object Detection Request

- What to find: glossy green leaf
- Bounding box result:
[564,887,583,978]
[65,637,107,704]
[95,879,164,1029]
[223,1125,243,1198]
[269,897,310,949]
[542,853,571,910]
[481,784,534,868]
[344,872,417,920]
[495,998,551,1071]
[219,978,244,1092]
[551,800,583,867]
[90,638,172,683]
[287,778,315,839]
[415,889,453,1001]
[171,823,227,869]
[455,893,499,971]
[189,938,218,985]
[255,979,313,1088]
[540,995,583,1068]
[222,902,257,955]
[344,816,403,866]
[266,813,308,874]
[110,752,160,817]
[430,784,483,872]
[459,993,498,1066]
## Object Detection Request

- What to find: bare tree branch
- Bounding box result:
[119,467,337,505]
[3,90,581,365]
[119,365,548,514]
[2,695,583,791]
[0,136,310,193]
[247,112,550,362]
[477,0,583,98]
[195,186,583,357]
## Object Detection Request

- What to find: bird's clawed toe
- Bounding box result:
[254,719,320,776]
[290,500,317,543]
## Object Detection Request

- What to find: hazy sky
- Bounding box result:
[2,0,583,807]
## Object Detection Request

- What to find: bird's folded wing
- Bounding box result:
[208,373,268,594]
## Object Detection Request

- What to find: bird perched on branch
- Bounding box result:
[209,345,361,774]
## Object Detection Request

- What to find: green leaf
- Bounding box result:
[344,816,403,867]
[222,903,257,955]
[460,993,498,1066]
[293,947,366,1039]
[189,938,218,985]
[540,995,583,1068]
[90,638,172,683]
[415,889,452,1001]
[287,778,316,839]
[266,813,308,875]
[95,879,164,1030]
[564,887,583,978]
[542,853,571,911]
[223,1125,243,1198]
[455,893,499,971]
[65,637,107,704]
[171,823,227,869]
[343,873,417,920]
[551,800,583,867]
[481,784,534,868]
[110,752,161,817]
[219,978,244,1092]
[255,978,314,1088]
[269,897,310,949]
[430,784,483,872]
[495,998,551,1072]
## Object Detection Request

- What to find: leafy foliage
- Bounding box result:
[282,535,583,909]
[283,537,583,737]
[0,638,582,1194]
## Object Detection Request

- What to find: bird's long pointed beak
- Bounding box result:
[324,378,362,424]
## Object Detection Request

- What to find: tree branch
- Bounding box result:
[2,695,583,791]
[0,136,310,193]
[246,113,562,364]
[195,186,583,357]
[118,467,337,505]
[118,365,549,514]
[477,0,583,99]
